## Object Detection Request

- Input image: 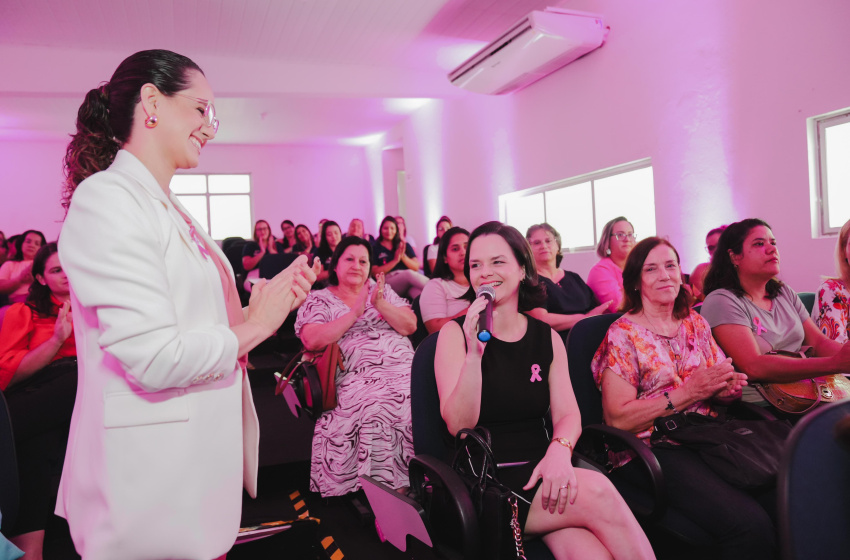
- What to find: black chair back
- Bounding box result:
[0,390,19,533]
[408,297,430,350]
[779,399,850,560]
[565,313,623,426]
[797,291,816,316]
[410,333,451,462]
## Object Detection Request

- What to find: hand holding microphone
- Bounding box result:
[476,284,496,342]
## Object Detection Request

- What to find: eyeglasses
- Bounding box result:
[174,93,219,133]
[611,232,637,241]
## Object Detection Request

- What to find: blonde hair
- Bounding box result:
[836,219,850,286]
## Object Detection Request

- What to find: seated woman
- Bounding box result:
[423,216,452,277]
[526,223,609,337]
[295,236,416,497]
[689,225,726,303]
[591,236,774,559]
[280,219,297,253]
[587,217,636,313]
[0,243,78,559]
[419,227,469,334]
[435,221,653,560]
[242,219,284,272]
[702,218,850,406]
[293,223,315,256]
[313,220,343,285]
[813,218,850,343]
[371,216,428,301]
[0,230,46,305]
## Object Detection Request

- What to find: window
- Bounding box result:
[499,160,656,251]
[169,174,252,240]
[811,110,850,235]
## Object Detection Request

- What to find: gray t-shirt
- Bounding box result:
[702,284,809,403]
[702,284,809,353]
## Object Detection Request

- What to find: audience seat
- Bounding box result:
[0,390,19,534]
[407,333,555,560]
[779,399,850,560]
[797,291,816,316]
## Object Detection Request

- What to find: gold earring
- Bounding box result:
[145,114,158,128]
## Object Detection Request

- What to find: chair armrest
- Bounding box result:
[409,455,480,560]
[579,424,668,523]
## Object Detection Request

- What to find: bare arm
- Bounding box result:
[0,263,33,295]
[600,356,738,433]
[434,297,489,435]
[399,244,421,271]
[371,273,416,335]
[527,300,611,332]
[425,306,469,334]
[242,244,264,272]
[713,322,850,382]
[8,302,73,387]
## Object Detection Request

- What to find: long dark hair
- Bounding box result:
[328,237,373,286]
[13,230,47,261]
[62,49,203,211]
[433,216,452,244]
[461,221,546,312]
[293,224,314,253]
[432,227,469,281]
[621,237,692,319]
[703,218,783,299]
[379,216,401,252]
[317,220,341,260]
[26,243,61,317]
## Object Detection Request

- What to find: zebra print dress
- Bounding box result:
[295,280,415,497]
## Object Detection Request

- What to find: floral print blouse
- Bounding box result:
[591,310,726,444]
[813,278,850,344]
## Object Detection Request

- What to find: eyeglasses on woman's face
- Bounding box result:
[174,93,219,133]
[611,232,637,242]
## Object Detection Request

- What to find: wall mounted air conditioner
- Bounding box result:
[448,9,608,95]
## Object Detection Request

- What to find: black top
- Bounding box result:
[373,242,416,273]
[453,314,554,465]
[241,240,285,258]
[541,272,599,316]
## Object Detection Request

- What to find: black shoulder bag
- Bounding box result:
[650,409,791,489]
[452,427,526,560]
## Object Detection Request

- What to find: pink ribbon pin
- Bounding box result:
[753,317,767,336]
[188,225,210,260]
[530,364,542,383]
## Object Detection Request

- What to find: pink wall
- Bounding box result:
[0,141,379,242]
[395,0,850,293]
[0,139,67,242]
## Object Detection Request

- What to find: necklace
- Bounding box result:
[642,312,683,378]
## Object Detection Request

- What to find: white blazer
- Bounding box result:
[57,150,259,560]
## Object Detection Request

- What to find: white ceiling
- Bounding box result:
[0,0,554,145]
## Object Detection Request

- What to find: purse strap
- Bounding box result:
[452,427,498,484]
[274,349,306,395]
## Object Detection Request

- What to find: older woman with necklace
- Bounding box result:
[591,237,778,559]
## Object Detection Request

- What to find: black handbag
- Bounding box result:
[452,427,526,560]
[650,410,791,489]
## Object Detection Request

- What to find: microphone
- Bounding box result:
[476,284,496,342]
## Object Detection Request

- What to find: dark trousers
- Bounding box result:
[4,360,77,536]
[617,445,777,560]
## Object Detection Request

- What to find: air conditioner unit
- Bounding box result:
[448,9,608,95]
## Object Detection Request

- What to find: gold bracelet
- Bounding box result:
[551,437,573,452]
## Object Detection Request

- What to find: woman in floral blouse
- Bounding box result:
[591,237,777,560]
[813,219,850,343]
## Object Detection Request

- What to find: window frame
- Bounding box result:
[170,173,253,241]
[810,109,850,237]
[499,158,653,253]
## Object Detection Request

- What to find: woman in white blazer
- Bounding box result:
[56,50,318,560]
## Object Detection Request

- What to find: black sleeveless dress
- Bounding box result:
[454,314,554,525]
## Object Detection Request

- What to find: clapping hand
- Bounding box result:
[715,371,748,400]
[686,355,735,401]
[370,272,386,310]
[52,301,74,342]
[586,300,612,317]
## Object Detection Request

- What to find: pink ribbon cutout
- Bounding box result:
[188,225,210,260]
[753,317,767,336]
[530,364,542,383]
